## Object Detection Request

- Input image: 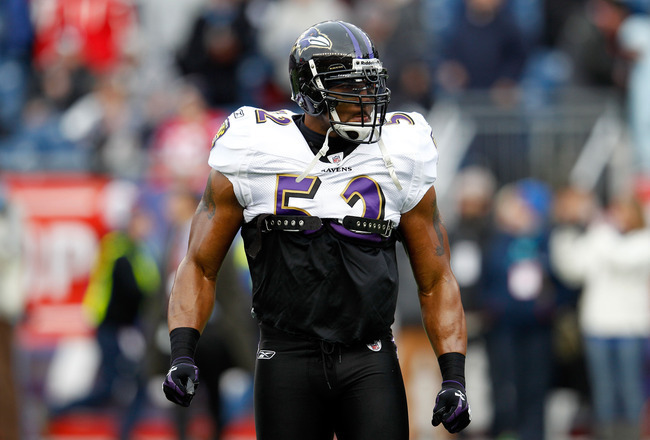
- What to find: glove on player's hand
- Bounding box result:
[162,356,199,407]
[432,380,471,433]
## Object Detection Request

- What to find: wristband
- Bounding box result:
[169,327,200,364]
[438,352,466,387]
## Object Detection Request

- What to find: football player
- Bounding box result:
[163,20,471,439]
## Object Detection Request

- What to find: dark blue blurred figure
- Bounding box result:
[434,0,530,185]
[0,0,33,138]
[176,0,263,110]
[481,179,556,440]
[435,0,528,94]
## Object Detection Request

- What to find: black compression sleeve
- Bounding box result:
[438,352,466,388]
[169,327,200,364]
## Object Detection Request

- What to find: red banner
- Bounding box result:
[5,173,135,346]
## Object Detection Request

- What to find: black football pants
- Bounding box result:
[253,324,409,440]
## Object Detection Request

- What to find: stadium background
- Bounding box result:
[1,0,650,439]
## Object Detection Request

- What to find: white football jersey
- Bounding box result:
[208,106,438,225]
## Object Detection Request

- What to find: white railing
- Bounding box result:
[428,87,632,214]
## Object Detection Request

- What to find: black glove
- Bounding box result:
[162,356,200,407]
[432,380,471,433]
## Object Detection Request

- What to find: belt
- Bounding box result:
[341,216,394,238]
[246,214,395,258]
[262,215,394,238]
[262,215,323,232]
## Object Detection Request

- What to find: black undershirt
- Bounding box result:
[293,114,359,163]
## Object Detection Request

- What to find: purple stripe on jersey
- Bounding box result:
[337,22,373,58]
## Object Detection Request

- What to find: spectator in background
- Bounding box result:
[256,0,352,98]
[8,0,144,169]
[434,0,530,185]
[547,186,595,436]
[555,0,623,89]
[32,61,93,113]
[591,0,650,175]
[550,187,650,440]
[435,0,528,101]
[137,0,207,73]
[147,81,227,194]
[0,181,26,440]
[11,0,141,171]
[0,64,84,171]
[176,0,258,110]
[542,0,587,48]
[616,3,650,176]
[481,179,556,440]
[27,0,139,137]
[505,0,545,51]
[51,207,161,440]
[354,0,435,113]
[30,0,138,76]
[448,166,496,341]
[59,70,147,178]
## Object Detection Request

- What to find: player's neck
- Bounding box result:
[294,114,357,159]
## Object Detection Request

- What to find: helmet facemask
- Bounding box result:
[307,58,390,144]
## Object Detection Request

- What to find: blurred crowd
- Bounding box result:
[0,0,649,179]
[440,172,650,440]
[1,0,650,439]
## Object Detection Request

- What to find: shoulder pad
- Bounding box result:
[211,106,297,148]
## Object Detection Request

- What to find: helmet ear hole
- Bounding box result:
[296,95,305,108]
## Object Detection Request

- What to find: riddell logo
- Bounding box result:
[353,58,381,69]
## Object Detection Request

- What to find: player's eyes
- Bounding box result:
[329,82,376,94]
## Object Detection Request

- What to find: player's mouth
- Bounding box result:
[349,113,372,123]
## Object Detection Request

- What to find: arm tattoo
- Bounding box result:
[200,173,216,220]
[432,203,445,257]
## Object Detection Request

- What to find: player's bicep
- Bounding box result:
[185,169,244,280]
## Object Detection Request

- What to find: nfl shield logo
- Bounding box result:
[328,153,343,164]
[367,340,382,352]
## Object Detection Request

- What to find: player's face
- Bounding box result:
[328,80,376,124]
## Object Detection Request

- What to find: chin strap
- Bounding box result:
[296,127,333,183]
[329,107,373,142]
[378,135,402,191]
